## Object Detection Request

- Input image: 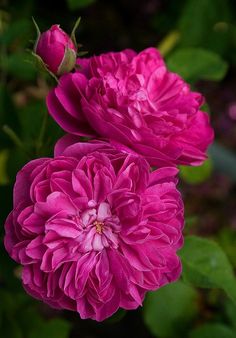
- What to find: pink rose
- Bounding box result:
[35,25,76,76]
[47,47,214,166]
[4,137,183,321]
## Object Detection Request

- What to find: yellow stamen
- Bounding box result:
[94,221,104,234]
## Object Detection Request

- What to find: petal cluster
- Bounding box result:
[4,139,183,321]
[47,47,214,166]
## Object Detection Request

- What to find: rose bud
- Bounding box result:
[35,24,77,76]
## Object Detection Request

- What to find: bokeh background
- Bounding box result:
[1,0,236,337]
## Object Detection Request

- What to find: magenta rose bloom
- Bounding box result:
[4,137,183,321]
[47,47,214,166]
[35,24,76,76]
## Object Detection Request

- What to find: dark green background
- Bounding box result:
[1,0,236,337]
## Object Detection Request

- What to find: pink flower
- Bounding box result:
[35,25,76,76]
[4,137,183,321]
[47,47,214,166]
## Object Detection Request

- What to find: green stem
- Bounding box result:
[36,110,48,156]
[2,125,31,158]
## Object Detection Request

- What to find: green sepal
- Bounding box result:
[77,51,88,57]
[30,51,59,83]
[70,17,81,47]
[57,45,76,76]
[32,17,41,52]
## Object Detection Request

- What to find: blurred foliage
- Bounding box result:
[1,0,236,337]
[180,159,213,185]
[0,289,71,338]
[218,228,236,267]
[178,0,231,53]
[144,281,198,337]
[209,143,236,182]
[179,236,236,302]
[167,48,228,83]
[67,0,96,11]
[189,323,236,338]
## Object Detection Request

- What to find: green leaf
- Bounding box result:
[225,300,236,330]
[0,19,31,46]
[189,323,235,338]
[179,236,236,303]
[1,52,37,81]
[167,48,228,82]
[67,0,96,10]
[180,158,213,185]
[218,228,236,268]
[178,0,231,55]
[29,319,71,338]
[143,281,198,337]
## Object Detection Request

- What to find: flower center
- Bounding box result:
[93,220,104,234]
[66,202,121,252]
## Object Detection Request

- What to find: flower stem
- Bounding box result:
[2,125,31,158]
[36,110,48,156]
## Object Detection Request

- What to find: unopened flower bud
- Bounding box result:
[35,24,77,76]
